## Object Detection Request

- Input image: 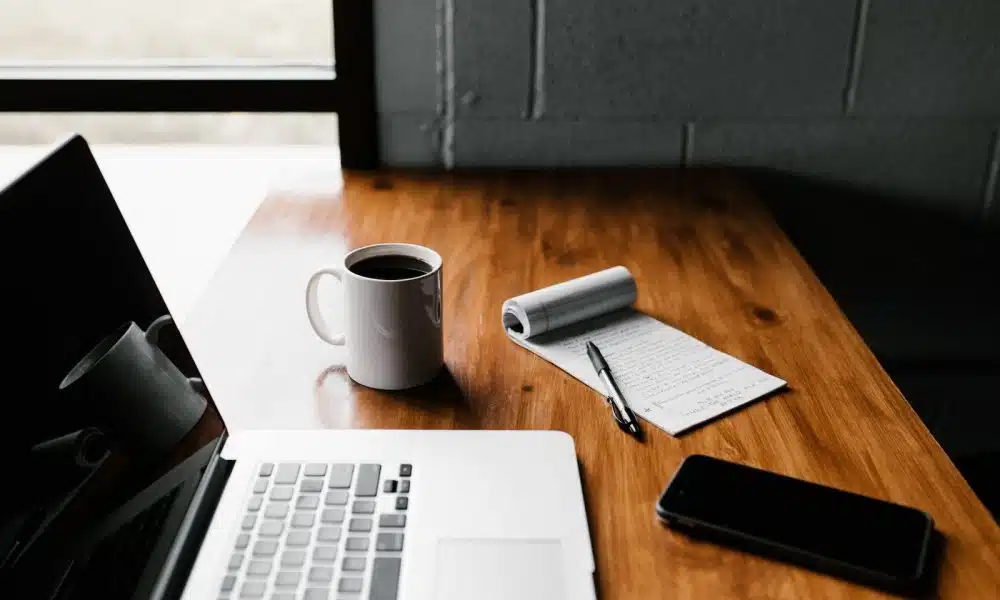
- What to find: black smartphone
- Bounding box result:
[656,455,935,594]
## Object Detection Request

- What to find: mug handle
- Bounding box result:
[305,267,347,346]
[145,314,174,346]
[187,376,209,397]
[146,314,207,397]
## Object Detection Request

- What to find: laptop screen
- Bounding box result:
[0,136,226,597]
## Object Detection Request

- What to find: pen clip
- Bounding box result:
[620,403,638,424]
[608,398,627,427]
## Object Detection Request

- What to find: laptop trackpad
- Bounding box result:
[434,539,568,600]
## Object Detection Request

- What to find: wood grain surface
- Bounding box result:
[184,168,1000,599]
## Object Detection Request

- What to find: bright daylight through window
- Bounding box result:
[0,0,336,145]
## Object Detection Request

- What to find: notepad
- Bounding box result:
[502,266,787,435]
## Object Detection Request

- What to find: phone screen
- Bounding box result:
[658,455,932,581]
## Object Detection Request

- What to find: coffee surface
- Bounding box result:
[349,255,433,280]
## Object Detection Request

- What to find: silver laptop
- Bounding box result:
[0,135,596,600]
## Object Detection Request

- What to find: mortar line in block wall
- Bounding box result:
[681,122,695,167]
[527,0,546,119]
[981,128,1000,224]
[842,0,870,115]
[440,0,456,168]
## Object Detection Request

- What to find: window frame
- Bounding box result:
[0,0,378,169]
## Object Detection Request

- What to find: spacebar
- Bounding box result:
[369,557,402,600]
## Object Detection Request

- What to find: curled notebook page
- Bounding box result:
[501,266,637,339]
[501,266,786,435]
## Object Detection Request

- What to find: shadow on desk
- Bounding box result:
[744,169,1000,520]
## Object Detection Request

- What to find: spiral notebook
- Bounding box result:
[502,266,787,435]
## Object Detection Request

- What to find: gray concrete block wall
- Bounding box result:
[854,0,1000,116]
[543,0,855,117]
[374,0,442,165]
[453,119,683,167]
[374,0,1000,223]
[453,0,533,118]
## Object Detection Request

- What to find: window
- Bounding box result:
[0,112,339,145]
[0,0,334,63]
[0,0,376,167]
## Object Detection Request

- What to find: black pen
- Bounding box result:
[586,341,643,440]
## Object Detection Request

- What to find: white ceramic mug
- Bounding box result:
[305,243,444,390]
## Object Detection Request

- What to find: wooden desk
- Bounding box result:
[185,168,1000,599]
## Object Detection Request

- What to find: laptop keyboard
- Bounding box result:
[221,462,411,600]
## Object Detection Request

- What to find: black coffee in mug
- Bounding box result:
[349,254,433,280]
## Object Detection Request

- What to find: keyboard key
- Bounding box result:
[376,532,404,552]
[304,463,328,477]
[355,464,381,496]
[399,464,412,477]
[275,463,300,484]
[292,512,316,528]
[352,500,375,514]
[275,570,301,587]
[247,496,263,512]
[328,464,354,488]
[321,508,345,524]
[345,537,369,552]
[228,553,244,570]
[309,566,334,583]
[253,478,269,494]
[270,486,293,501]
[313,546,337,562]
[253,541,278,557]
[317,526,341,542]
[370,557,402,600]
[286,531,311,546]
[240,581,265,598]
[338,578,363,593]
[395,496,408,510]
[342,557,366,572]
[265,503,289,519]
[281,550,306,567]
[313,546,337,563]
[234,533,250,550]
[241,515,256,530]
[247,560,272,577]
[398,480,410,494]
[379,514,406,528]
[258,463,274,477]
[220,574,236,592]
[345,538,369,552]
[271,594,295,600]
[325,490,348,506]
[300,479,323,493]
[349,518,372,532]
[296,495,320,510]
[259,521,284,537]
[383,480,398,493]
[304,589,329,600]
